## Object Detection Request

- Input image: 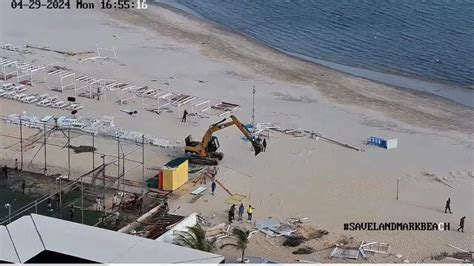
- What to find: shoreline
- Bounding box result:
[154,1,474,108]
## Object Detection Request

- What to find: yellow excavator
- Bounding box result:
[184,115,263,165]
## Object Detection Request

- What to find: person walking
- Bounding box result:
[228,204,235,223]
[262,138,267,152]
[211,180,216,195]
[457,216,466,233]
[14,159,18,171]
[445,198,452,213]
[21,180,26,194]
[238,203,244,221]
[247,205,254,222]
[69,205,74,221]
[181,109,188,123]
[3,165,7,179]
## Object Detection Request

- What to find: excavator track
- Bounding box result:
[186,155,220,166]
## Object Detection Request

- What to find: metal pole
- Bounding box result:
[102,155,106,218]
[59,178,62,218]
[102,156,106,189]
[67,128,71,179]
[252,86,256,132]
[122,153,125,193]
[103,156,107,217]
[43,123,47,174]
[142,134,145,196]
[117,137,120,190]
[19,118,23,171]
[92,134,95,172]
[5,204,11,224]
[81,170,84,224]
[396,178,399,200]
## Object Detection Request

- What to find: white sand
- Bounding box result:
[0,3,472,263]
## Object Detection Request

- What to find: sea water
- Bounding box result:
[156,0,474,107]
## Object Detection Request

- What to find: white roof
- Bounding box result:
[4,215,44,262]
[0,226,19,263]
[0,214,224,263]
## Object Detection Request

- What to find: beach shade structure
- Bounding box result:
[209,101,240,116]
[96,44,117,60]
[189,98,211,115]
[140,89,172,112]
[75,75,102,98]
[0,42,28,53]
[0,59,18,81]
[102,81,129,101]
[169,93,197,117]
[16,63,46,86]
[83,45,118,63]
[157,158,189,191]
[118,85,137,105]
[47,70,76,92]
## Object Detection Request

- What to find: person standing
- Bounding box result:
[181,109,188,123]
[136,197,143,214]
[21,180,26,194]
[114,211,120,226]
[14,159,18,171]
[445,198,452,213]
[457,216,466,233]
[238,203,245,221]
[96,196,102,211]
[211,180,216,195]
[69,205,74,221]
[112,193,119,210]
[3,165,7,179]
[262,138,267,152]
[46,198,53,212]
[228,204,235,223]
[247,205,254,222]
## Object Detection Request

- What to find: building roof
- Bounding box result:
[0,226,19,263]
[0,214,224,263]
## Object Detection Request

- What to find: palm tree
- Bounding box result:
[173,224,217,252]
[220,227,250,263]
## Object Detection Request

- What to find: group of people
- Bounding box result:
[444,197,466,233]
[228,203,254,224]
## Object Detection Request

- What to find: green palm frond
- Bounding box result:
[220,227,251,263]
[173,224,216,252]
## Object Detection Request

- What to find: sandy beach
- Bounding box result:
[0,2,472,263]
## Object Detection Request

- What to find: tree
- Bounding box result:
[173,224,216,252]
[220,227,250,263]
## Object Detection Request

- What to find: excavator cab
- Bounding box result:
[207,136,220,153]
[185,135,199,147]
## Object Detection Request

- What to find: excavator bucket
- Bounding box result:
[252,141,264,156]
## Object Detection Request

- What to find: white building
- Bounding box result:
[0,214,224,263]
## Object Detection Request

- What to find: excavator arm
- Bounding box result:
[230,115,264,156]
[199,115,263,156]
